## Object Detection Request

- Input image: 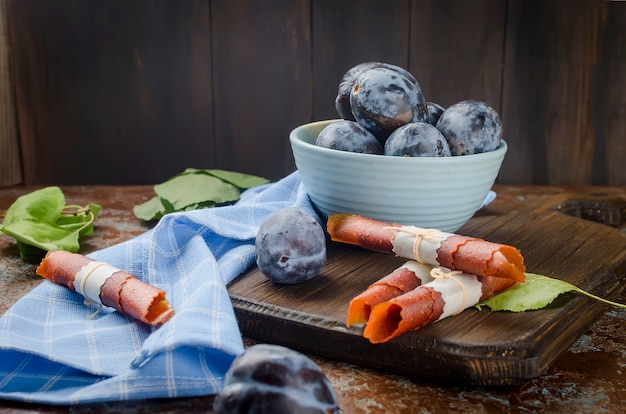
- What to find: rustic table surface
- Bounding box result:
[1,184,625,413]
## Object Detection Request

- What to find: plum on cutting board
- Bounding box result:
[255,207,326,284]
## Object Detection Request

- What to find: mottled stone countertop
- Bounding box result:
[0,185,625,413]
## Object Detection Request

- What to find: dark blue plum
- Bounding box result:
[315,120,383,154]
[435,100,503,155]
[384,122,451,157]
[255,207,326,284]
[425,102,445,125]
[213,344,340,414]
[350,67,427,144]
[334,62,419,122]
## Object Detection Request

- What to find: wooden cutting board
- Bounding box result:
[227,190,626,385]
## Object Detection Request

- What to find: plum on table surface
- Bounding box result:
[213,344,340,414]
[425,101,445,125]
[315,120,383,154]
[384,122,451,157]
[436,100,503,155]
[334,61,419,122]
[255,207,326,284]
[350,66,427,144]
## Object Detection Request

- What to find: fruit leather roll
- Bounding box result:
[36,250,174,326]
[327,213,525,283]
[363,268,516,344]
[347,261,434,327]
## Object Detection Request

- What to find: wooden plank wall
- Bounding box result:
[0,0,20,187]
[2,0,625,186]
[502,0,626,185]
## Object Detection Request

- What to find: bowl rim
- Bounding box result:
[290,119,507,163]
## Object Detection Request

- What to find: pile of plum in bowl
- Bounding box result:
[290,62,507,233]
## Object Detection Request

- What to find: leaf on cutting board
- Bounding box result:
[476,273,626,312]
[0,186,101,261]
[133,169,271,222]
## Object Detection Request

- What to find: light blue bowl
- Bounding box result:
[289,119,507,232]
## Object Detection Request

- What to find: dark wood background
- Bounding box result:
[2,0,625,186]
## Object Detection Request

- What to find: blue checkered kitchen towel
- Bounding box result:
[0,172,316,405]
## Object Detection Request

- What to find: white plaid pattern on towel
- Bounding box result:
[0,172,317,404]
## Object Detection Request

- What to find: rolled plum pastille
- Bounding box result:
[36,250,174,326]
[327,213,526,283]
[363,268,516,344]
[347,261,435,327]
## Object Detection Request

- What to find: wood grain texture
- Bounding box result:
[594,1,626,185]
[2,185,626,412]
[210,0,311,181]
[0,0,21,187]
[311,0,411,121]
[228,190,626,385]
[500,0,625,185]
[4,0,625,185]
[408,0,506,109]
[6,0,214,185]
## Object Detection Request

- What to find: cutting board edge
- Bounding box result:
[235,298,549,386]
[227,191,626,384]
[230,294,560,385]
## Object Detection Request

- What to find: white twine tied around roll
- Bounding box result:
[384,226,469,315]
[429,267,468,315]
[74,261,120,319]
[384,226,442,264]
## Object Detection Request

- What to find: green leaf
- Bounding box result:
[2,220,82,253]
[2,186,66,226]
[154,173,241,211]
[132,168,271,222]
[78,203,101,236]
[476,273,572,312]
[133,196,167,221]
[56,204,101,236]
[176,168,270,189]
[0,187,100,261]
[15,240,47,262]
[178,167,205,175]
[204,169,270,189]
[476,273,626,312]
[181,200,217,212]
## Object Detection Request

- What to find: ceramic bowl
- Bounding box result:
[289,119,507,232]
